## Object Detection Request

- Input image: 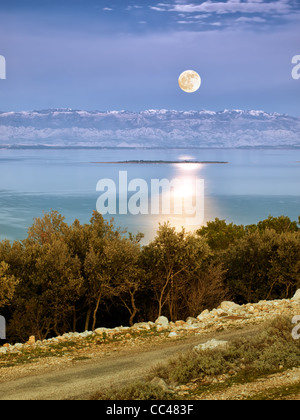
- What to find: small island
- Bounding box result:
[90,160,228,164]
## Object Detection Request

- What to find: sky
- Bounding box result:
[0,0,299,116]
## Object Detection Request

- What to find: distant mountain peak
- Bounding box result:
[0,108,298,148]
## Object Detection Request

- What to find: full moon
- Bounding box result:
[178,70,201,93]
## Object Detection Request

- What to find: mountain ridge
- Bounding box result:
[0,108,299,148]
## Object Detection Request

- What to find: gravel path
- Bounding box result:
[0,326,261,400]
[197,368,300,400]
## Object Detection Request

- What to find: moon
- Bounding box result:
[178,70,201,93]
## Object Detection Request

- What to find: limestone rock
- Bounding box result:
[219,301,240,313]
[194,339,228,352]
[197,309,210,321]
[95,328,110,335]
[150,377,170,392]
[175,320,186,327]
[216,308,228,317]
[27,336,36,346]
[186,317,198,325]
[292,290,300,301]
[132,322,151,330]
[155,316,169,328]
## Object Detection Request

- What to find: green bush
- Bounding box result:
[151,317,300,384]
[92,381,173,401]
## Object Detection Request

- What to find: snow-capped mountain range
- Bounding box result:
[0,108,299,148]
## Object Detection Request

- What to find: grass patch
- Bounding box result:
[0,339,82,368]
[0,327,162,369]
[246,381,300,400]
[151,316,300,386]
[91,381,174,401]
[72,356,92,362]
[92,316,300,400]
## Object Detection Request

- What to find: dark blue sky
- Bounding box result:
[0,0,299,115]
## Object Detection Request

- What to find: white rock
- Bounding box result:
[197,310,210,321]
[292,290,300,301]
[94,328,110,335]
[186,317,198,325]
[81,331,93,338]
[168,332,178,338]
[216,308,228,317]
[186,324,200,330]
[194,339,228,352]
[220,301,240,312]
[155,316,169,327]
[0,348,7,355]
[150,377,170,392]
[132,322,151,330]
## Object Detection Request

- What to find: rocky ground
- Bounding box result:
[1,291,300,400]
[2,290,300,355]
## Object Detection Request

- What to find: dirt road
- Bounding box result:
[0,326,260,400]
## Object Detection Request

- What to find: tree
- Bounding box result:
[7,211,84,340]
[222,230,276,303]
[197,218,246,251]
[80,212,121,331]
[222,229,300,303]
[254,215,299,234]
[26,210,68,245]
[0,261,18,309]
[113,237,145,326]
[267,232,300,299]
[182,262,228,318]
[142,223,210,320]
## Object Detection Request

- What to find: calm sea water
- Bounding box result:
[0,148,299,243]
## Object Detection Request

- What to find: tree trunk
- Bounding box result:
[72,306,77,332]
[92,293,101,331]
[129,291,138,326]
[84,308,91,331]
[157,272,172,318]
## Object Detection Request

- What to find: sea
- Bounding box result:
[0,147,299,244]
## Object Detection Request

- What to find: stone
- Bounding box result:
[27,336,36,345]
[194,339,228,352]
[197,309,210,321]
[186,317,198,325]
[220,301,240,313]
[175,320,186,327]
[155,316,169,328]
[0,347,7,355]
[292,289,300,301]
[56,336,66,342]
[95,328,110,335]
[156,326,167,333]
[132,322,151,330]
[150,377,170,392]
[168,332,178,338]
[216,308,228,317]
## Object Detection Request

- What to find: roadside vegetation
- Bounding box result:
[0,211,300,343]
[92,317,300,400]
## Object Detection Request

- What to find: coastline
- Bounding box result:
[90,160,229,164]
